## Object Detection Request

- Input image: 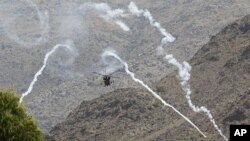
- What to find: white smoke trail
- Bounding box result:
[127,2,227,140]
[97,5,130,31]
[115,20,130,31]
[165,55,228,141]
[128,2,175,43]
[19,42,74,103]
[14,1,226,139]
[78,3,130,31]
[127,1,174,56]
[102,50,206,138]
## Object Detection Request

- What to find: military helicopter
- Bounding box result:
[92,70,119,86]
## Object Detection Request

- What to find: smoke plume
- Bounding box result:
[165,55,228,141]
[2,0,49,46]
[78,3,130,31]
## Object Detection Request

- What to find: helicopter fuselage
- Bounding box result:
[103,76,111,86]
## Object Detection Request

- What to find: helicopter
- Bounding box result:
[92,70,119,86]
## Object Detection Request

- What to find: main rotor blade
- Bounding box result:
[93,72,105,76]
[107,75,119,78]
[107,69,122,76]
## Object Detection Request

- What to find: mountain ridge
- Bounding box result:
[47,14,250,141]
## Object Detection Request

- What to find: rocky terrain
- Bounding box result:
[47,14,250,140]
[0,0,250,133]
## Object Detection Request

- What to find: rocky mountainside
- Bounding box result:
[0,0,250,133]
[47,15,250,140]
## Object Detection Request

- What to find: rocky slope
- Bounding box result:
[47,15,250,140]
[0,0,250,132]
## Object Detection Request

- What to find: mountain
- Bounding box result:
[0,0,250,133]
[47,15,250,140]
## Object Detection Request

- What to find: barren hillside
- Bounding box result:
[48,15,250,140]
[0,0,249,132]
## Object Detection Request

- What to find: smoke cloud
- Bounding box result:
[78,3,130,32]
[1,0,49,46]
[101,49,124,75]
